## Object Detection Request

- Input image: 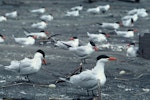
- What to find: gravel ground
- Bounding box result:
[0,0,150,100]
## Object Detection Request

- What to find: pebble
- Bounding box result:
[119,70,126,75]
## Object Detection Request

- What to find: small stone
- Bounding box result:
[142,88,150,92]
[48,84,56,88]
[119,70,126,75]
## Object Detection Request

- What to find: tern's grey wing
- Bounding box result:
[15,38,27,44]
[19,57,32,67]
[70,46,86,53]
[70,71,98,90]
[4,60,20,71]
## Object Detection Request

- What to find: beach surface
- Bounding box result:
[0,0,150,99]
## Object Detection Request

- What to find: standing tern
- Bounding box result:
[4,49,47,81]
[59,55,117,95]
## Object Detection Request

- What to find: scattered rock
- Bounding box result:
[119,70,126,75]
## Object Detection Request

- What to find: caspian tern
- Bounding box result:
[87,6,100,14]
[55,37,79,49]
[127,8,148,17]
[0,34,5,43]
[87,32,109,43]
[30,7,46,14]
[66,41,99,63]
[115,29,136,38]
[122,14,138,22]
[87,4,110,14]
[31,21,47,29]
[59,55,116,94]
[65,10,79,17]
[128,8,145,15]
[99,4,110,13]
[122,18,134,27]
[136,10,148,18]
[98,22,121,30]
[13,35,37,45]
[126,43,138,57]
[0,16,7,22]
[24,30,49,39]
[71,5,83,11]
[5,11,17,18]
[40,14,53,21]
[4,49,47,81]
[122,14,138,27]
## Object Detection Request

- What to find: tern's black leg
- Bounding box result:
[81,58,87,64]
[98,80,101,100]
[24,75,31,82]
[87,90,90,96]
[79,65,83,73]
[92,90,95,96]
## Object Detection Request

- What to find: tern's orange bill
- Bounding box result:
[109,57,117,61]
[94,46,99,51]
[105,34,110,37]
[33,35,37,39]
[45,32,49,35]
[3,36,6,39]
[127,44,130,47]
[133,29,137,32]
[119,22,123,26]
[42,59,47,65]
[69,38,74,40]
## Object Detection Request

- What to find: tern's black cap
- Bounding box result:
[72,36,78,39]
[89,41,96,46]
[130,42,135,45]
[128,29,134,31]
[101,32,106,35]
[36,49,45,58]
[97,55,109,61]
[0,34,4,37]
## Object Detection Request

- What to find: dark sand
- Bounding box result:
[0,0,150,100]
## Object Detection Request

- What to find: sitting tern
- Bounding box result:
[13,35,37,45]
[0,34,6,43]
[126,43,138,57]
[54,37,79,49]
[87,32,109,43]
[65,41,99,63]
